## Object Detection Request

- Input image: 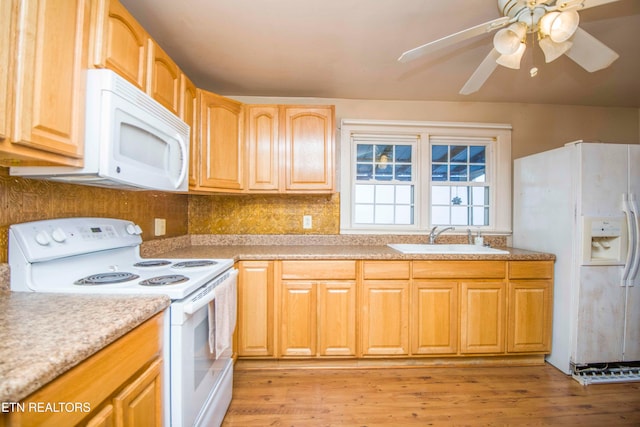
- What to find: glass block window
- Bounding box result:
[431,142,490,226]
[352,137,417,226]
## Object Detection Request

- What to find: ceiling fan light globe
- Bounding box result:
[539,37,572,62]
[493,22,527,55]
[540,10,579,43]
[496,42,526,69]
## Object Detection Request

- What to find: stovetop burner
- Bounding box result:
[134,260,172,267]
[75,272,140,286]
[139,275,189,286]
[172,260,218,269]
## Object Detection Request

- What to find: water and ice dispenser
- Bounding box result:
[581,216,627,265]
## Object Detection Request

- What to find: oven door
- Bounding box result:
[169,269,238,427]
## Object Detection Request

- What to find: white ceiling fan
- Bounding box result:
[398,0,621,95]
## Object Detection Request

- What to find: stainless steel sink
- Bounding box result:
[387,243,509,254]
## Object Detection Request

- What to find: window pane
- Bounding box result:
[396,185,413,204]
[355,184,374,203]
[357,144,373,162]
[470,165,485,182]
[450,146,467,163]
[395,164,412,181]
[432,206,450,225]
[471,186,488,204]
[375,185,395,204]
[471,207,489,226]
[355,205,374,223]
[375,205,394,224]
[395,145,412,162]
[451,186,468,205]
[451,206,468,225]
[470,146,485,163]
[432,145,448,162]
[395,205,413,224]
[432,165,448,181]
[356,164,373,180]
[374,164,393,180]
[431,186,450,204]
[450,164,467,181]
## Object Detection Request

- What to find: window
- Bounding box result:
[340,120,512,234]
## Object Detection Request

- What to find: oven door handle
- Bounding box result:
[182,269,238,315]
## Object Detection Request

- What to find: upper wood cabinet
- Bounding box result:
[0,0,89,166]
[147,39,181,115]
[179,74,198,188]
[92,0,148,90]
[196,90,244,192]
[244,104,335,193]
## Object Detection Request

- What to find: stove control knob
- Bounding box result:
[35,231,51,246]
[126,223,142,235]
[51,227,67,243]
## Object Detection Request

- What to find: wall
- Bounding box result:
[0,168,188,262]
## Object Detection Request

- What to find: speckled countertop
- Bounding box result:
[154,244,555,261]
[0,292,169,402]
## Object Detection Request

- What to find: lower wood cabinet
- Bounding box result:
[235,259,553,363]
[3,313,164,427]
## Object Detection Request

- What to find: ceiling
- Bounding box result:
[120,0,640,108]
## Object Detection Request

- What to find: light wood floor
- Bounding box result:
[222,364,640,426]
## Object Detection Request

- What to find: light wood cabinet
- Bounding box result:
[279,260,357,357]
[147,40,181,115]
[237,261,275,357]
[244,104,335,193]
[196,90,244,191]
[0,0,89,166]
[245,105,280,191]
[412,281,458,354]
[92,0,148,90]
[3,313,164,427]
[361,261,410,356]
[507,261,553,353]
[460,281,506,354]
[179,74,198,188]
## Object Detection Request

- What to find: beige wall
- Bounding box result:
[233,97,639,159]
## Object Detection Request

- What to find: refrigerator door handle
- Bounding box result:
[628,193,640,286]
[621,193,635,286]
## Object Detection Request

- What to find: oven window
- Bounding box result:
[193,312,214,390]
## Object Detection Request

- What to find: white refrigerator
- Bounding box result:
[513,141,640,375]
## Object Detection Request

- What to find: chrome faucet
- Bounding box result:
[429,226,455,244]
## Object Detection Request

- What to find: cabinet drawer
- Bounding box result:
[413,261,506,279]
[509,261,554,279]
[363,261,410,280]
[281,260,356,280]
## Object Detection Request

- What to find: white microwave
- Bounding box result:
[11,69,190,192]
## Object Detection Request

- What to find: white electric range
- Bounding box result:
[9,217,237,427]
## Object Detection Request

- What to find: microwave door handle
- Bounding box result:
[175,133,188,189]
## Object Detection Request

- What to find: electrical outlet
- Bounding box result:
[154,218,166,236]
[303,215,312,229]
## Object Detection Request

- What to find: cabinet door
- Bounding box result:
[361,281,409,356]
[507,281,552,353]
[282,106,334,192]
[412,281,458,355]
[280,280,316,356]
[318,280,357,356]
[114,358,162,427]
[198,90,244,191]
[179,74,198,188]
[460,281,505,354]
[147,39,180,115]
[86,404,115,427]
[245,105,279,191]
[93,0,148,89]
[0,0,12,141]
[237,261,275,357]
[3,0,89,166]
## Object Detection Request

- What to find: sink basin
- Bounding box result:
[387,243,509,254]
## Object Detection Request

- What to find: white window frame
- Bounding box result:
[340,119,512,234]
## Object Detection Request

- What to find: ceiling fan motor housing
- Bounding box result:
[498,0,550,30]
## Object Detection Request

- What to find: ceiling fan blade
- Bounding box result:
[398,16,510,63]
[556,0,621,11]
[564,27,619,72]
[459,49,501,95]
